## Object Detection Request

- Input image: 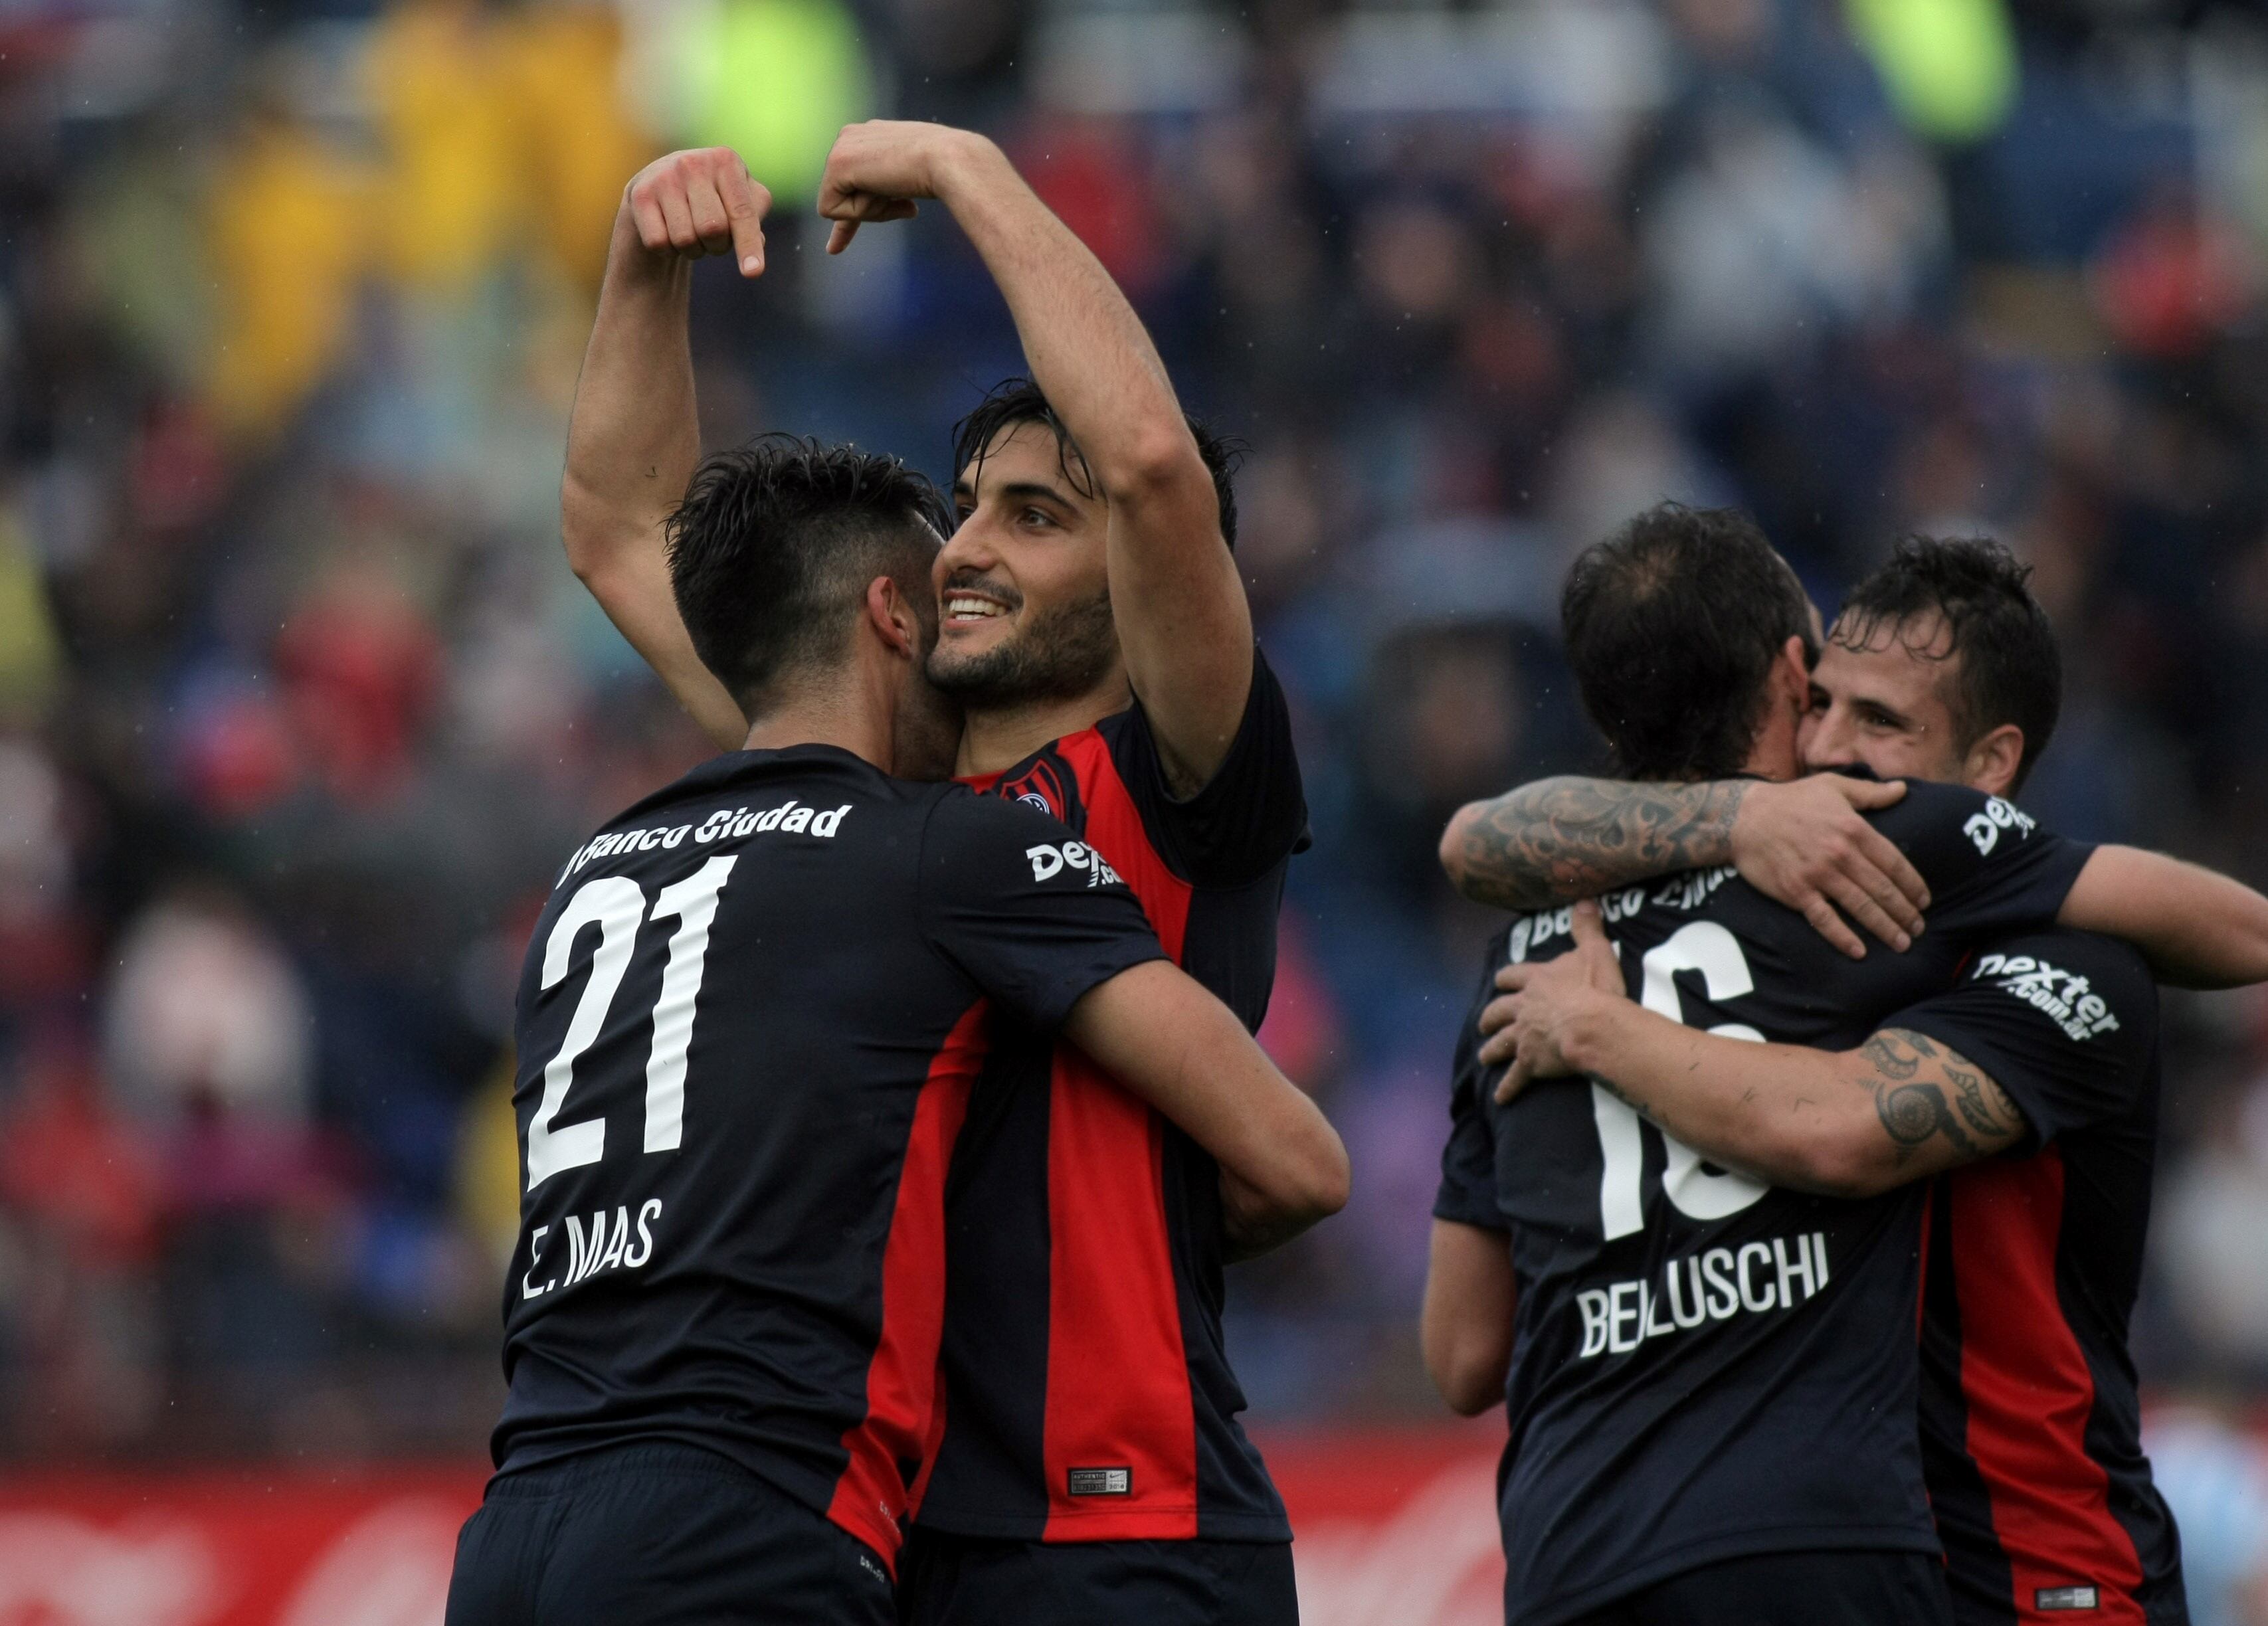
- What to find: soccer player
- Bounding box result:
[565,134,1311,1619]
[1477,539,2191,1624]
[443,440,1345,1625]
[1419,507,2265,1626]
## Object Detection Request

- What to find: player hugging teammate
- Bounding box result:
[446,121,2268,1626]
[1429,507,2268,1626]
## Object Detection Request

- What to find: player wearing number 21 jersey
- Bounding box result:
[1436,782,2092,1626]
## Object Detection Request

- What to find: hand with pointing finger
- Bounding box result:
[816,120,1003,255]
[1476,899,1628,1105]
[622,147,771,278]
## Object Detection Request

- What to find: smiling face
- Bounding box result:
[927,421,1122,710]
[1800,610,1971,785]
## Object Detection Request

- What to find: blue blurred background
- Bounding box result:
[8,0,2268,1611]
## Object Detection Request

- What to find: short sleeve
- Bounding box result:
[1105,644,1309,887]
[1867,782,2095,944]
[1435,936,1509,1232]
[918,790,1169,1031]
[1887,929,2158,1153]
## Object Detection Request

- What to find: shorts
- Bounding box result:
[444,1442,896,1626]
[1557,1549,1954,1626]
[897,1528,1299,1626]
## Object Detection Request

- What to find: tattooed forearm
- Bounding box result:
[1858,1029,2025,1169]
[1449,777,1748,911]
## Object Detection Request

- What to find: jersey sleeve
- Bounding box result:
[1106,643,1310,888]
[1867,781,2095,944]
[1885,930,2158,1154]
[1434,937,1509,1232]
[917,789,1170,1031]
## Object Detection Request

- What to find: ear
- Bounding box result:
[1963,723,2026,799]
[1774,635,1812,710]
[865,576,919,660]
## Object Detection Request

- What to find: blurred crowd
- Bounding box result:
[8,0,2268,1597]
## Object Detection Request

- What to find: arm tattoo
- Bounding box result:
[1858,1029,2025,1168]
[1453,777,1748,911]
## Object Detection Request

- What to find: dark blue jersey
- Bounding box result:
[1895,931,2188,1626]
[490,747,1165,1572]
[1435,783,2093,1625]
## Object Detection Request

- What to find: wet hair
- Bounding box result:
[1833,536,2061,792]
[666,435,949,713]
[1561,502,1818,780]
[949,377,1243,549]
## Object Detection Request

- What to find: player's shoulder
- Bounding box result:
[919,781,1101,868]
[1863,779,2053,881]
[1960,927,2160,1043]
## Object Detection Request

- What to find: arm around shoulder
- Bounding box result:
[1062,960,1348,1254]
[2058,845,2268,989]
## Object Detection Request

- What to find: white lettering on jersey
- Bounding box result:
[1574,1231,1832,1359]
[1026,842,1125,887]
[560,802,855,886]
[535,1199,664,1295]
[1971,952,2121,1041]
[1962,796,2037,856]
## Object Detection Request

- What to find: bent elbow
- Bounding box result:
[1305,1135,1352,1222]
[1424,1346,1505,1417]
[1440,805,1479,888]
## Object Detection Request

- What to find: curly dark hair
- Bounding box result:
[1561,503,1818,781]
[1833,536,2061,791]
[665,434,949,713]
[949,377,1243,549]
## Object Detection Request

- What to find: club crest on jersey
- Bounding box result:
[1019,791,1054,814]
[1973,952,2121,1041]
[1027,841,1123,887]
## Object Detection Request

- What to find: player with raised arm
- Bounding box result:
[1419,507,2264,1626]
[443,442,1343,1626]
[1476,540,2194,1625]
[562,134,1311,1621]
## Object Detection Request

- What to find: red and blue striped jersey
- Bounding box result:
[910,647,1309,1544]
[1896,930,2188,1625]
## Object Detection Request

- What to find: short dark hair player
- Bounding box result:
[442,442,1347,1626]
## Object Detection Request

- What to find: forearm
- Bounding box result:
[1560,1010,2017,1198]
[1066,965,1349,1242]
[563,211,701,577]
[561,211,747,751]
[2060,846,2268,989]
[1442,778,1745,912]
[934,140,1190,494]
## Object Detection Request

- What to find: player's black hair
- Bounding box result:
[666,435,951,713]
[1561,502,1818,781]
[949,377,1243,550]
[1833,536,2061,792]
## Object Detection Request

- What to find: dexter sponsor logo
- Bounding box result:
[1026,840,1124,887]
[1962,796,2036,856]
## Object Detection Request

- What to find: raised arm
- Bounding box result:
[1441,773,1931,958]
[1064,960,1349,1259]
[820,123,1252,792]
[2059,846,2268,989]
[1476,904,2023,1199]
[561,147,761,753]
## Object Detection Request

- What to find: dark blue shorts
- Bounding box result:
[445,1443,896,1626]
[896,1528,1297,1626]
[1559,1548,1954,1626]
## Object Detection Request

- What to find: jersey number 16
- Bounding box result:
[1592,922,1770,1239]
